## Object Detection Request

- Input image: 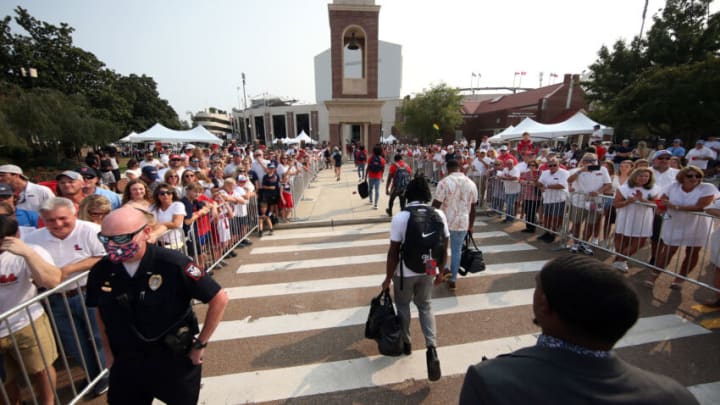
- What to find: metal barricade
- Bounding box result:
[0,272,107,405]
[487,184,720,293]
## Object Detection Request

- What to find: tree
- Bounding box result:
[398,83,463,144]
[584,0,719,140]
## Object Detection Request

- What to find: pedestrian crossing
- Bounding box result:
[194,220,720,404]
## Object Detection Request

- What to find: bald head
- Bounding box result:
[102,206,147,236]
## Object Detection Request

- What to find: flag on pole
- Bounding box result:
[521,71,526,76]
[472,72,477,77]
[433,123,440,131]
[514,72,520,76]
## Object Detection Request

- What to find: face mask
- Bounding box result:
[106,241,140,263]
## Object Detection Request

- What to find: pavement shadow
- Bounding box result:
[280,384,431,405]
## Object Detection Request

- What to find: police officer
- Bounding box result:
[85,207,229,404]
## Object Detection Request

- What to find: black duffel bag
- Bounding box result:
[364,289,404,356]
[358,178,369,199]
[459,232,486,276]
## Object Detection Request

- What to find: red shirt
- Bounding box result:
[388,160,412,180]
[366,155,386,180]
[496,152,518,165]
[517,139,535,156]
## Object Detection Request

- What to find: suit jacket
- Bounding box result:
[458,346,697,405]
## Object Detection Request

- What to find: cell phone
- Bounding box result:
[587,165,600,171]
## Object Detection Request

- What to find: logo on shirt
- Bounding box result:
[184,263,204,280]
[0,273,18,285]
[73,244,83,251]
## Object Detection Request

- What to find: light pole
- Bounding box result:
[241,73,248,143]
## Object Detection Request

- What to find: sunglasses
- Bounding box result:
[167,175,179,178]
[655,157,671,160]
[191,159,200,163]
[158,190,174,196]
[547,164,558,167]
[89,210,110,217]
[83,175,96,180]
[183,173,196,177]
[97,224,146,245]
[685,174,702,179]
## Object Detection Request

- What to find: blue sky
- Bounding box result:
[3,0,717,122]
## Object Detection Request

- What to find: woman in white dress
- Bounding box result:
[611,168,659,272]
[648,166,718,288]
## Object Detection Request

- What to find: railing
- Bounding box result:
[484,176,720,294]
[0,197,261,404]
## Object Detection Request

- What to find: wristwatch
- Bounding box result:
[192,339,207,350]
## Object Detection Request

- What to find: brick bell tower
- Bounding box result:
[325,0,384,150]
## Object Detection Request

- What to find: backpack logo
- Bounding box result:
[401,206,447,274]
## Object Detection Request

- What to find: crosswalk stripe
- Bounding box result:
[237,242,536,273]
[251,231,510,255]
[226,260,547,300]
[211,289,535,341]
[198,314,709,404]
[688,381,720,405]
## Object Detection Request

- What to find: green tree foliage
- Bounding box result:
[585,0,719,140]
[0,7,180,161]
[399,83,463,144]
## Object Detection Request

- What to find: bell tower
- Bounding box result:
[326,0,383,149]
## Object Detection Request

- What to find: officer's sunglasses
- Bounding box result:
[97,224,146,245]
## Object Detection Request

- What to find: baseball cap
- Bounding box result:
[56,170,83,181]
[0,164,28,180]
[696,139,705,144]
[499,145,508,151]
[673,138,682,143]
[622,139,630,143]
[0,183,13,197]
[75,166,98,178]
[653,150,672,159]
[170,154,182,160]
[184,144,196,150]
[141,166,160,180]
[237,175,248,182]
[267,163,276,169]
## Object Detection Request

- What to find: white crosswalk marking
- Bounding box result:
[211,289,535,341]
[689,381,720,405]
[226,260,547,299]
[251,231,510,254]
[237,242,535,273]
[199,315,709,404]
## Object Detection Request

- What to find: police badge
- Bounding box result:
[148,274,163,291]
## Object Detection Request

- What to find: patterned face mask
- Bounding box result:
[105,241,139,263]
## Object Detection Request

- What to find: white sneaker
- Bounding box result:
[569,244,580,253]
[590,238,600,245]
[373,205,378,210]
[581,243,594,255]
[613,261,629,273]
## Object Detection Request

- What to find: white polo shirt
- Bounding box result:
[23,220,105,291]
[538,169,570,204]
[17,182,55,213]
[653,167,679,195]
[0,244,54,337]
[686,146,714,170]
[569,167,611,208]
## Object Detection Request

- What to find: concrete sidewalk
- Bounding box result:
[288,163,393,227]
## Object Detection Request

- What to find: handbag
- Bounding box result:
[364,289,404,356]
[358,178,369,199]
[459,232,486,276]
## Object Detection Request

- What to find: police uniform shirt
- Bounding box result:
[85,244,221,355]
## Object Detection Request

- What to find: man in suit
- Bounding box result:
[459,255,698,405]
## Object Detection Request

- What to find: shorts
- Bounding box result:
[542,202,565,217]
[280,191,294,209]
[568,205,602,223]
[0,313,58,381]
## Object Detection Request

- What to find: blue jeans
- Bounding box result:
[448,230,467,282]
[356,163,365,179]
[505,193,518,221]
[368,178,381,205]
[49,294,106,379]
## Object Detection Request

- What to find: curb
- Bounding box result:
[276,216,391,230]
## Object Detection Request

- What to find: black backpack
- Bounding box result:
[400,205,447,281]
[367,155,383,173]
[392,164,410,193]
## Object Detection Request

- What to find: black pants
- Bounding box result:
[108,352,201,405]
[387,190,407,215]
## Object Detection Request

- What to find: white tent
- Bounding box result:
[118,131,139,143]
[490,112,613,142]
[295,131,314,144]
[125,123,223,145]
[381,135,397,144]
[488,126,513,143]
